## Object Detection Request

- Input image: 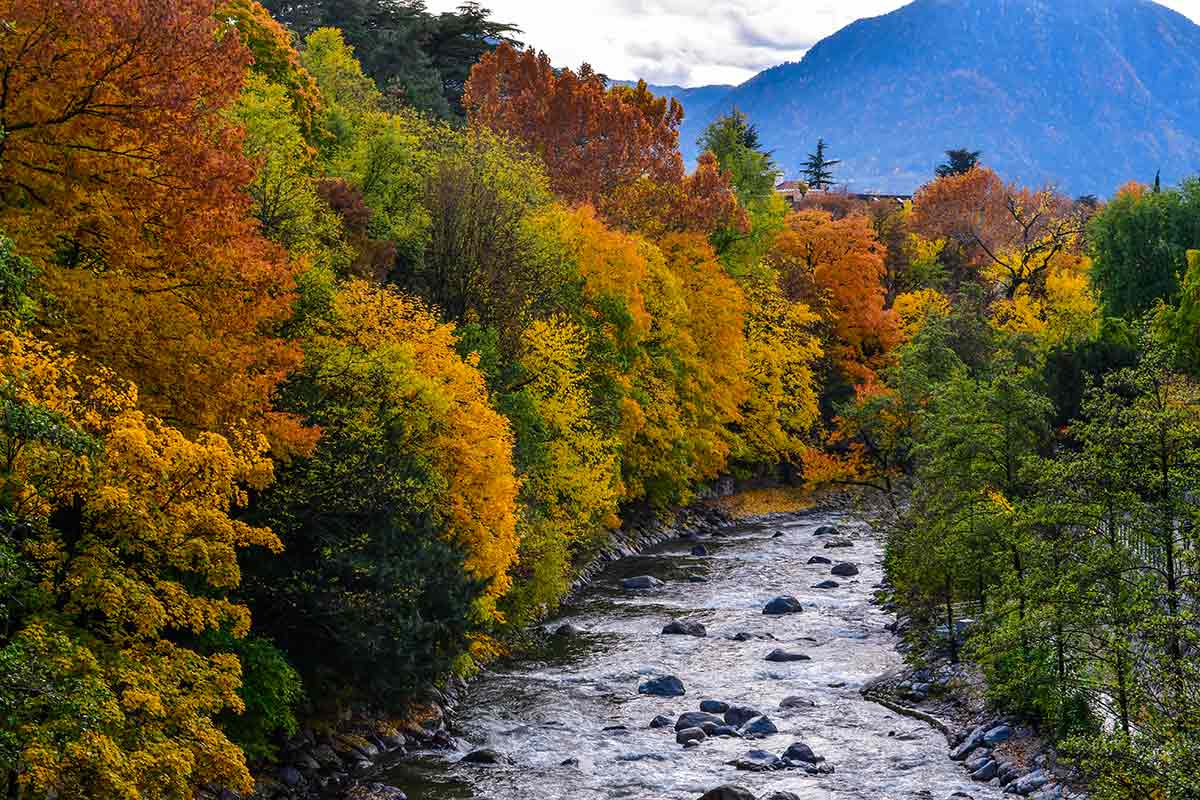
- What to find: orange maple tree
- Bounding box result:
[0,0,310,453]
[768,210,900,386]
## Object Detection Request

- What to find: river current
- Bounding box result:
[384,511,1004,800]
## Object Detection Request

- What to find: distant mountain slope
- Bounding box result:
[653,0,1200,195]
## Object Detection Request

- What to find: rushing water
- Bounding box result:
[384,511,1003,800]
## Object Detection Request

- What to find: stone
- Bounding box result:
[950,726,989,760]
[649,715,673,728]
[291,752,321,771]
[763,793,803,800]
[762,596,803,615]
[676,727,707,745]
[732,749,781,771]
[639,675,685,697]
[782,741,821,763]
[278,766,303,788]
[683,739,701,748]
[831,562,860,577]
[621,575,663,589]
[813,580,840,589]
[983,724,1013,745]
[772,531,785,538]
[700,699,729,714]
[1005,770,1050,795]
[700,721,720,735]
[460,748,505,765]
[740,715,779,737]
[765,649,811,662]
[687,575,709,583]
[807,555,833,565]
[602,724,628,732]
[712,725,741,737]
[560,757,579,767]
[311,743,341,769]
[970,760,998,781]
[779,695,816,709]
[814,525,840,536]
[697,786,757,800]
[675,711,726,731]
[723,705,763,728]
[553,623,583,637]
[663,620,707,637]
[824,539,854,549]
[691,545,708,556]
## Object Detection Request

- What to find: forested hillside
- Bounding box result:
[0,1,1197,799]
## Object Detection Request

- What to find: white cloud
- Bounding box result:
[428,0,1200,86]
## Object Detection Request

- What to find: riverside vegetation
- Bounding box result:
[0,1,1197,798]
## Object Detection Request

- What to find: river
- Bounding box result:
[383,510,1004,800]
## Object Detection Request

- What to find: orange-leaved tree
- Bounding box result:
[768,209,900,387]
[0,0,309,453]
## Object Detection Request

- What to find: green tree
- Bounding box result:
[935,148,981,178]
[801,138,840,191]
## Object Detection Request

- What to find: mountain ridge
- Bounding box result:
[625,0,1200,194]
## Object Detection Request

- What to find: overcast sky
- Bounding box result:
[428,0,1200,86]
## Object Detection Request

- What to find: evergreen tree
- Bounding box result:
[802,138,840,191]
[935,148,981,178]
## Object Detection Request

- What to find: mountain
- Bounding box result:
[653,0,1200,195]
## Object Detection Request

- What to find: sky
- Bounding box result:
[428,0,1200,86]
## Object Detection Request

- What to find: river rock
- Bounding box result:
[712,725,741,737]
[1005,770,1050,795]
[676,711,725,731]
[763,793,803,800]
[663,620,707,637]
[762,596,803,615]
[461,748,506,765]
[950,725,989,760]
[983,724,1013,745]
[779,695,816,709]
[772,531,785,538]
[649,715,673,728]
[691,545,708,556]
[831,562,860,577]
[676,727,707,745]
[687,574,709,583]
[807,555,833,565]
[740,715,779,737]
[278,766,303,788]
[782,741,822,763]
[700,700,729,713]
[731,749,781,771]
[697,786,756,800]
[724,705,763,728]
[765,649,811,662]
[824,539,854,549]
[639,675,685,697]
[813,580,840,589]
[311,743,341,769]
[814,525,840,536]
[553,623,583,637]
[970,759,998,781]
[622,575,663,590]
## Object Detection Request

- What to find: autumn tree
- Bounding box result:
[768,209,900,388]
[463,45,687,216]
[912,168,1087,302]
[0,0,309,453]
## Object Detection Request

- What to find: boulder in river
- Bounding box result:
[649,715,672,728]
[782,741,822,763]
[698,786,756,800]
[983,724,1013,744]
[807,555,832,565]
[460,748,506,765]
[831,562,860,577]
[687,574,709,583]
[762,596,803,615]
[621,575,663,590]
[676,727,706,745]
[813,580,840,589]
[740,715,779,737]
[779,695,816,709]
[723,705,763,728]
[712,725,741,737]
[638,675,685,697]
[814,525,840,536]
[772,531,785,538]
[971,759,998,781]
[691,545,708,556]
[699,699,729,714]
[731,749,781,771]
[764,649,811,662]
[553,623,583,637]
[763,793,803,800]
[1005,770,1050,795]
[662,620,707,637]
[824,539,854,549]
[675,711,725,731]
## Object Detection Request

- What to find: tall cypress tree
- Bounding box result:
[802,138,840,191]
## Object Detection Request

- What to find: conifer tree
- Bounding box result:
[802,138,840,191]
